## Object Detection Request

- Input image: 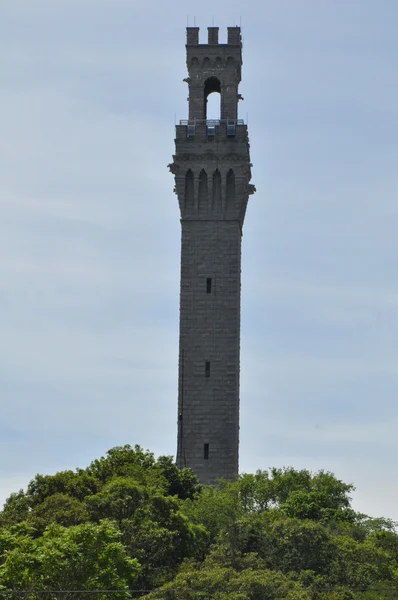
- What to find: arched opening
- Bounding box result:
[204,77,221,120]
[212,170,221,215]
[184,169,194,213]
[198,170,208,216]
[226,169,236,215]
[226,169,236,201]
[206,93,221,121]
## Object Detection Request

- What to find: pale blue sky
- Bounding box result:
[1,0,398,519]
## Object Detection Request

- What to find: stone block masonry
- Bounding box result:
[169,26,255,483]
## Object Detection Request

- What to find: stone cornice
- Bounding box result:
[171,152,250,163]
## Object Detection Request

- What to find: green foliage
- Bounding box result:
[0,520,139,598]
[122,493,208,588]
[85,445,200,499]
[241,514,335,574]
[0,448,397,598]
[29,493,89,532]
[238,468,354,520]
[330,535,394,588]
[0,490,31,527]
[85,477,145,525]
[155,455,200,500]
[146,557,312,599]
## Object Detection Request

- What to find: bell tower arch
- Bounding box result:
[169,26,255,483]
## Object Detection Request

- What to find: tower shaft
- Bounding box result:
[169,26,255,483]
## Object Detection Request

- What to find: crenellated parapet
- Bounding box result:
[185,27,243,122]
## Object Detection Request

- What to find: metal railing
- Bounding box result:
[179,119,244,126]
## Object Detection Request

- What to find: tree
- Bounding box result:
[122,493,208,589]
[0,490,30,527]
[1,447,397,599]
[28,493,89,532]
[155,455,200,500]
[0,520,140,599]
[146,558,312,600]
[238,468,354,517]
[85,477,146,525]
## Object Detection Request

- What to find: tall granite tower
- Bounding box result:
[169,26,255,483]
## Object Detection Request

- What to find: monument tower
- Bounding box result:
[169,26,255,483]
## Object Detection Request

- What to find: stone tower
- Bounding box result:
[169,26,255,483]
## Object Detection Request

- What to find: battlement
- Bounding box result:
[186,26,241,47]
[185,25,242,122]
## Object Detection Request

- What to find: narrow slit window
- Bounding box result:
[205,361,211,378]
[204,443,209,460]
[206,278,212,294]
